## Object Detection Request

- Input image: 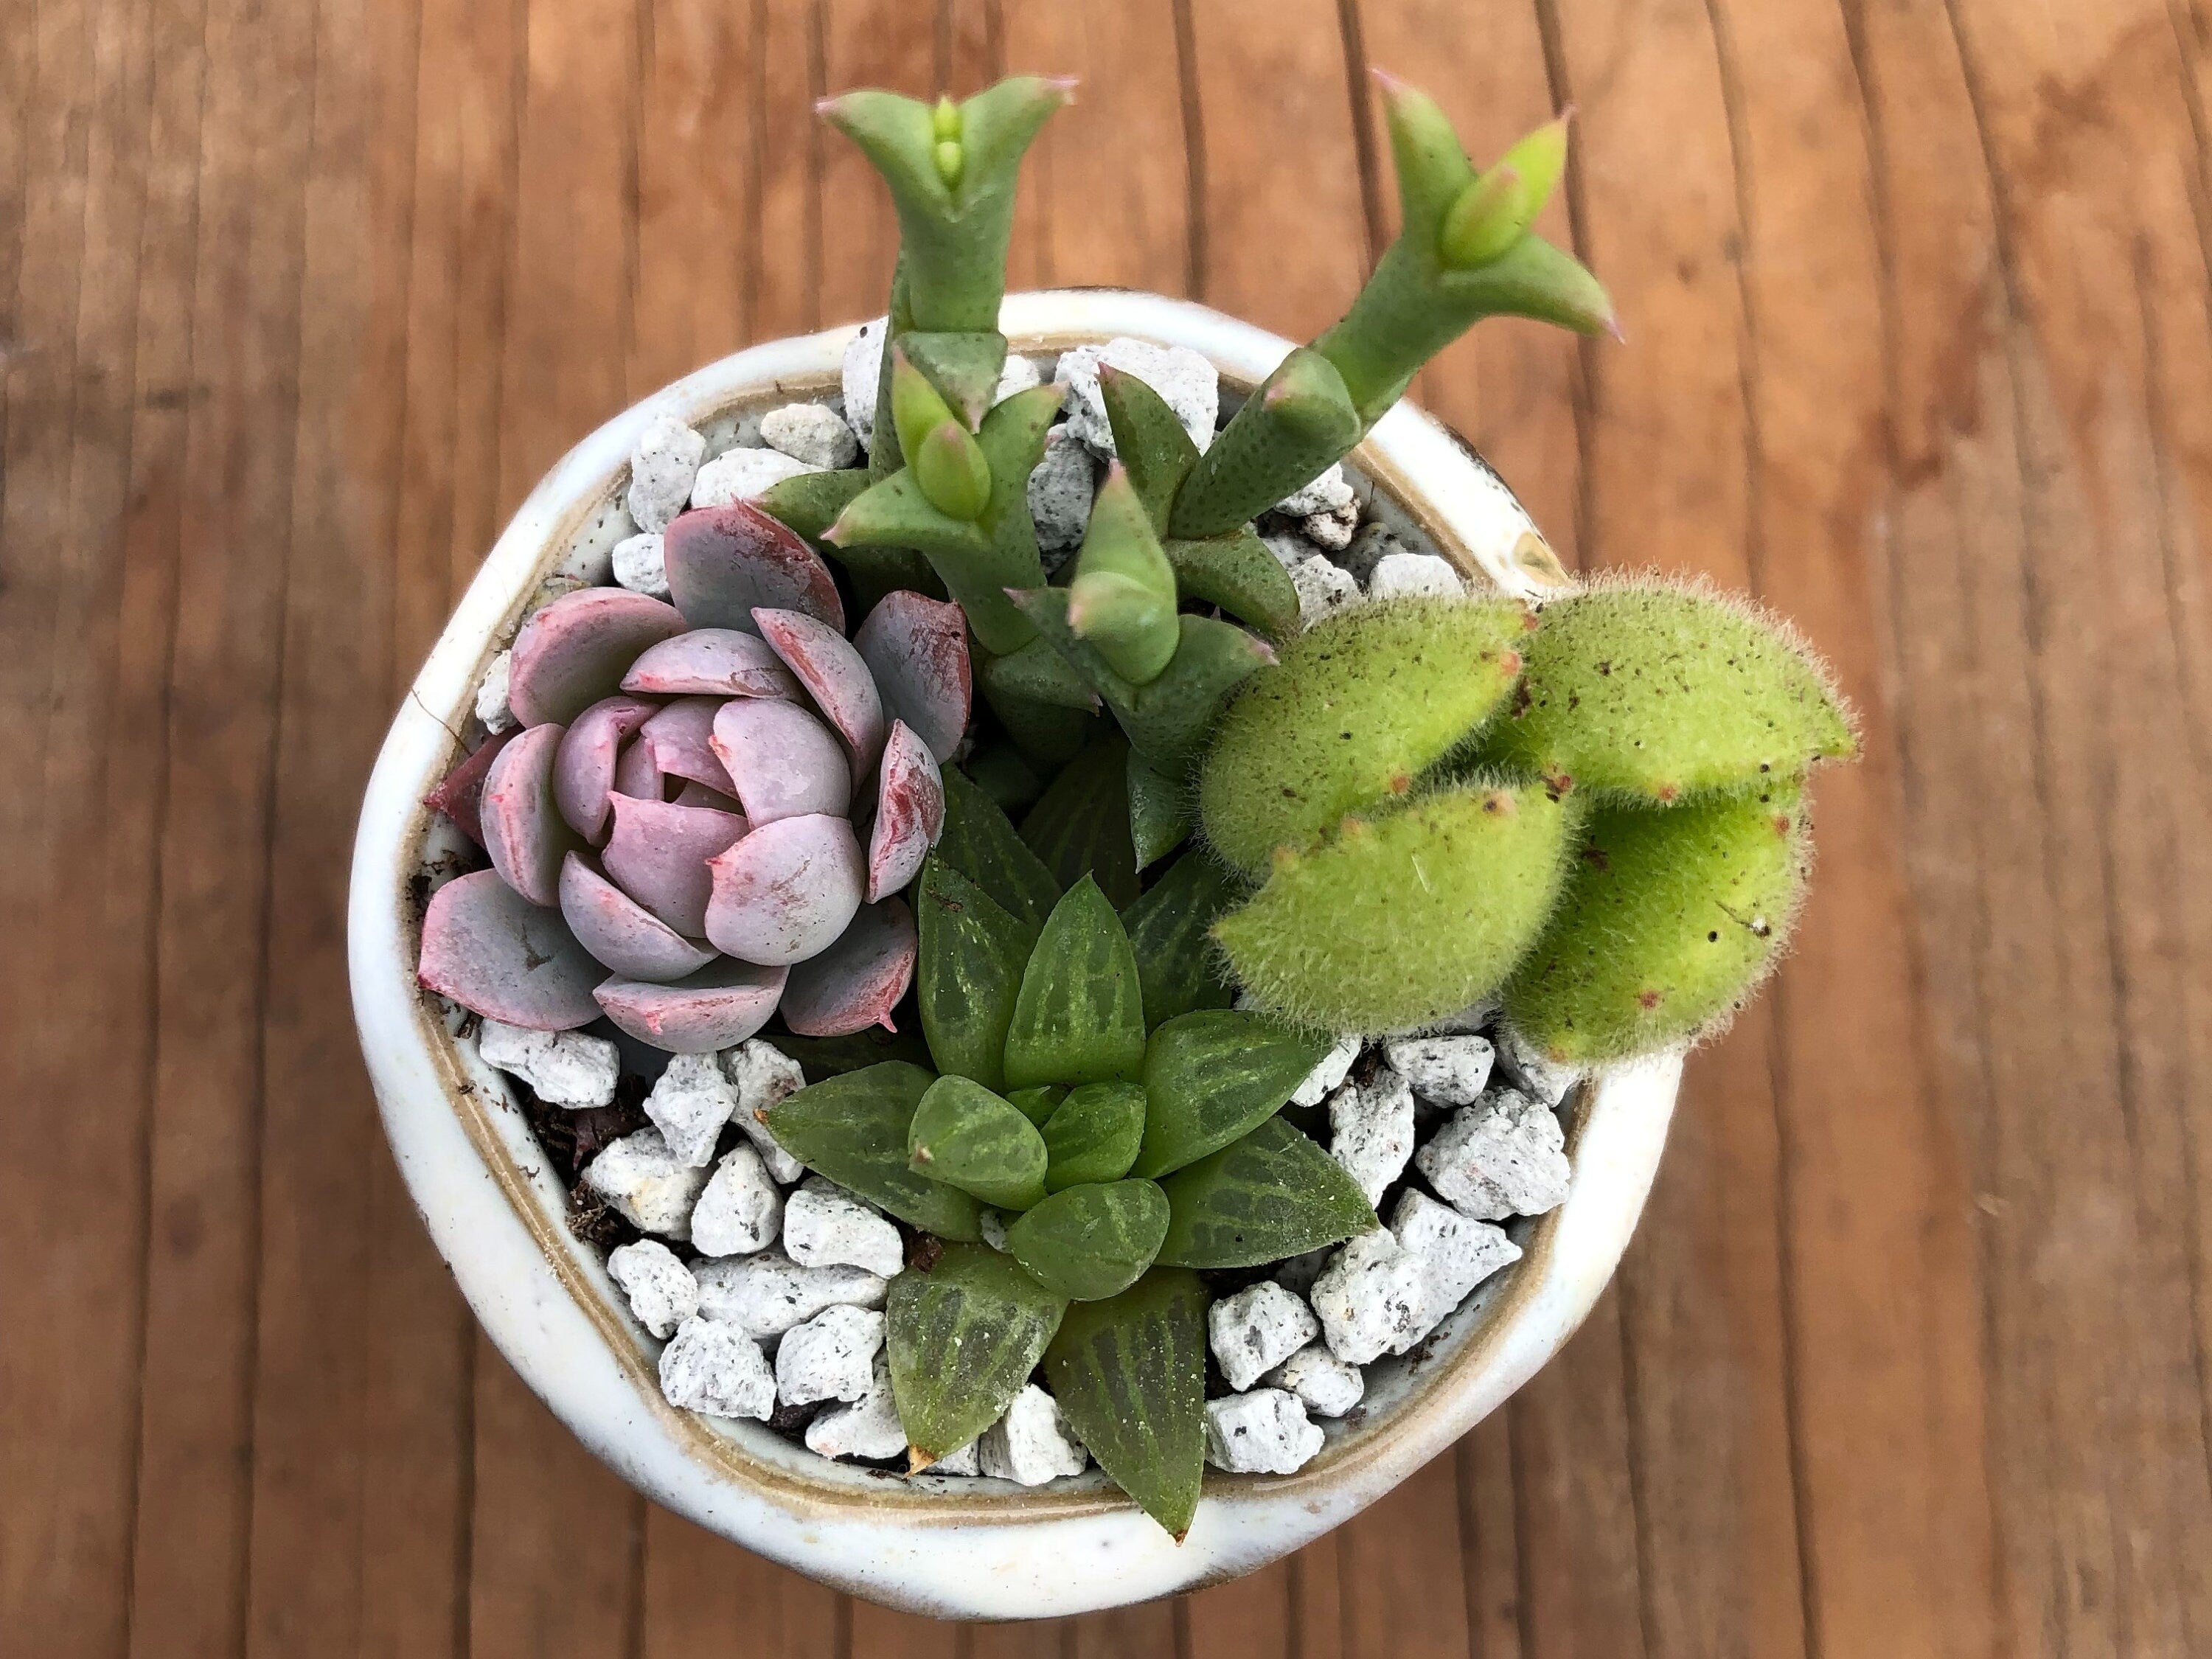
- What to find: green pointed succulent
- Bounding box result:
[1067,466,1182,684]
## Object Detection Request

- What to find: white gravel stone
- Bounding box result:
[1413,1088,1572,1221]
[1310,1228,1427,1364]
[627,415,708,532]
[805,1355,910,1461]
[1203,1389,1324,1475]
[784,1178,905,1279]
[978,1385,1088,1485]
[1291,556,1362,627]
[690,445,821,508]
[476,650,517,734]
[643,1051,739,1167]
[841,319,886,451]
[775,1304,886,1406]
[689,1144,784,1256]
[723,1040,807,1183]
[977,1208,1012,1252]
[1367,551,1465,600]
[1271,1247,1334,1295]
[477,1019,619,1107]
[1208,1281,1321,1392]
[1276,463,1354,518]
[1290,1034,1362,1108]
[1303,501,1360,552]
[1054,338,1219,456]
[1327,1068,1416,1208]
[611,531,669,599]
[1264,1343,1365,1419]
[1380,1034,1496,1107]
[658,1315,776,1419]
[581,1129,711,1240]
[1391,1189,1522,1340]
[692,1249,887,1340]
[1495,1028,1579,1107]
[933,1438,983,1476]
[1026,426,1097,563]
[761,402,860,470]
[1340,520,1407,582]
[995,352,1043,404]
[606,1239,699,1338]
[1262,529,1321,572]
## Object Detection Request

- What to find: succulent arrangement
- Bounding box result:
[412,69,1854,1542]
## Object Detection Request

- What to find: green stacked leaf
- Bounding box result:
[914,857,1037,1093]
[1155,1116,1374,1268]
[888,1245,1067,1464]
[908,1075,1049,1211]
[1133,1010,1335,1178]
[1120,852,1244,1027]
[765,1063,982,1241]
[1003,876,1147,1089]
[1040,1081,1147,1190]
[1006,1180,1170,1300]
[1044,1270,1211,1540]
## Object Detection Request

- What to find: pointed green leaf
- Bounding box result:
[826,466,994,565]
[1155,1116,1374,1268]
[1068,466,1180,684]
[761,467,939,608]
[1373,72,1479,243]
[891,346,961,464]
[1006,1084,1067,1127]
[914,420,992,521]
[1099,364,1200,534]
[900,330,1009,428]
[1019,737,1139,908]
[909,1075,1049,1211]
[1438,116,1570,270]
[888,1245,1067,1461]
[962,742,1047,813]
[1164,529,1300,641]
[977,672,1102,767]
[1121,851,1243,1026]
[1125,749,1190,871]
[1133,1009,1335,1178]
[1168,348,1363,540]
[1041,1081,1147,1191]
[1007,1180,1169,1300]
[980,636,1102,713]
[1043,1269,1208,1539]
[765,1062,982,1240]
[914,855,1038,1092]
[1004,875,1147,1090]
[937,767,1062,930]
[756,467,871,540]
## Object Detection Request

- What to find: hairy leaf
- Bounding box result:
[1155,1116,1374,1268]
[1003,876,1147,1090]
[1133,1009,1335,1178]
[1008,1180,1169,1301]
[1043,1269,1209,1539]
[765,1062,981,1240]
[888,1245,1067,1461]
[908,1074,1049,1211]
[1040,1081,1147,1191]
[914,856,1037,1092]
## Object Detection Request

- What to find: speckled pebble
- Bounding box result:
[1366,551,1464,599]
[581,1128,711,1241]
[1379,1034,1495,1107]
[1326,1067,1416,1208]
[607,1239,698,1338]
[643,1051,738,1167]
[1290,556,1362,627]
[690,445,821,508]
[1413,1087,1571,1222]
[478,1019,619,1107]
[761,402,860,470]
[1026,427,1096,564]
[1290,1034,1361,1108]
[784,1177,905,1279]
[774,1304,886,1407]
[1264,1342,1365,1419]
[1390,1188,1521,1342]
[978,1385,1088,1485]
[1276,464,1354,518]
[1208,1280,1321,1392]
[1310,1228,1426,1365]
[723,1040,807,1183]
[1054,338,1219,457]
[692,1249,887,1340]
[1203,1388,1324,1475]
[1302,500,1360,552]
[627,415,708,532]
[658,1315,776,1419]
[611,531,669,599]
[476,650,516,734]
[689,1144,784,1257]
[805,1354,910,1461]
[841,319,886,451]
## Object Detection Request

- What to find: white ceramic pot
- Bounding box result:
[348,289,1679,1620]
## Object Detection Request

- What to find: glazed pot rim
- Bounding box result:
[347,288,1679,1619]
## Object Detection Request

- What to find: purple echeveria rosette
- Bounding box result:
[415,500,967,1052]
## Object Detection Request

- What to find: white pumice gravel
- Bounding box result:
[723,1040,807,1183]
[1391,1189,1522,1341]
[1310,1228,1427,1364]
[760,402,860,470]
[1027,426,1098,562]
[1271,1247,1334,1295]
[611,531,669,599]
[658,1315,776,1420]
[841,319,886,451]
[1367,551,1465,599]
[783,1178,905,1279]
[1276,463,1355,518]
[692,1250,887,1340]
[978,1385,1088,1485]
[995,352,1043,404]
[690,445,821,508]
[627,415,708,532]
[1380,1034,1496,1107]
[1291,556,1363,627]
[774,1304,886,1407]
[1054,338,1219,456]
[1326,1068,1416,1208]
[1340,521,1407,582]
[581,1129,711,1240]
[1290,1034,1362,1108]
[1203,1388,1324,1475]
[477,1019,619,1107]
[1208,1281,1322,1392]
[1303,499,1360,552]
[805,1355,910,1462]
[642,1051,739,1167]
[1496,1028,1579,1107]
[932,1438,982,1476]
[1265,1342,1366,1419]
[689,1144,784,1257]
[606,1239,699,1338]
[977,1208,1011,1252]
[1413,1087,1572,1222]
[475,650,517,734]
[1262,528,1322,572]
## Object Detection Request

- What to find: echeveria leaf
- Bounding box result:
[1043,1269,1209,1539]
[765,1062,981,1240]
[1003,875,1147,1090]
[936,766,1062,930]
[888,1245,1067,1462]
[1154,1116,1374,1268]
[1020,736,1139,908]
[1007,1180,1169,1301]
[1041,1081,1147,1192]
[914,855,1037,1093]
[908,1074,1049,1211]
[1006,1084,1067,1127]
[1133,1009,1335,1178]
[1120,852,1243,1027]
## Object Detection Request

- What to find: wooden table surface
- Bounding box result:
[7,0,2211,1652]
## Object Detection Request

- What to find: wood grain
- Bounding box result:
[3,0,2210,1654]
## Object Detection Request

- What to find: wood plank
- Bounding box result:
[1456,1421,1522,1659]
[641,1513,841,1659]
[816,0,934,331]
[849,1592,960,1658]
[746,0,823,342]
[1186,1559,1293,1656]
